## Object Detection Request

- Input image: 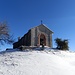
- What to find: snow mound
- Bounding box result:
[0,49,75,75]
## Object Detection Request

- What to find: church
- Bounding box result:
[13,23,53,49]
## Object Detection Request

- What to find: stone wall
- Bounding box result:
[13,30,31,48]
[31,24,53,47]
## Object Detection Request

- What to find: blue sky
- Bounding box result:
[0,0,75,51]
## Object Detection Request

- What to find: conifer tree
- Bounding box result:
[55,38,69,50]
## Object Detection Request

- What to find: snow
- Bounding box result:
[0,48,75,75]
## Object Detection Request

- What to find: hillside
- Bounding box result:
[0,49,75,75]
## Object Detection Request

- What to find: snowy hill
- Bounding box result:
[0,49,75,75]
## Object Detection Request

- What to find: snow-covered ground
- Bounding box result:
[0,48,75,75]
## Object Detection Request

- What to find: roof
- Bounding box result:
[31,24,53,33]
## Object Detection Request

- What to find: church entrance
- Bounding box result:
[40,34,46,45]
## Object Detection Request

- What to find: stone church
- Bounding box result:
[13,24,53,48]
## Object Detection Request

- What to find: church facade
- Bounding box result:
[13,24,53,48]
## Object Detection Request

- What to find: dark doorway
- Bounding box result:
[40,38,44,45]
[40,34,46,45]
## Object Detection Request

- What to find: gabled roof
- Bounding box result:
[31,24,53,33]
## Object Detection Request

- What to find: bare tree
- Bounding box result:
[0,21,14,45]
